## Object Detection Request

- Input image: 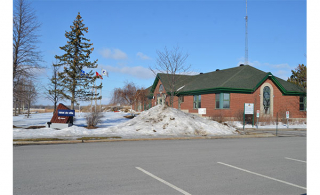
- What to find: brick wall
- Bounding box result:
[136,78,306,119]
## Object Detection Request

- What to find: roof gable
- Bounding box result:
[150,65,306,96]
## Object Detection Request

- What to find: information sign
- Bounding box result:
[58,109,75,116]
[257,110,260,118]
[286,111,289,119]
[244,103,254,114]
[198,108,206,115]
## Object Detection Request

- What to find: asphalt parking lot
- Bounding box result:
[13,137,306,195]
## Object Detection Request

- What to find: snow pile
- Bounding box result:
[13,105,236,139]
[108,105,236,136]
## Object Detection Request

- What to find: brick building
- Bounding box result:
[133,65,306,120]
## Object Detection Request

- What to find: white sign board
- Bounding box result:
[198,108,206,115]
[244,103,254,114]
[286,111,289,119]
[257,110,260,118]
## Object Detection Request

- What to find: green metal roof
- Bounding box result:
[150,65,306,96]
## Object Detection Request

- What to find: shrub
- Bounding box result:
[258,114,274,126]
[86,111,104,128]
[211,111,225,123]
[235,109,244,121]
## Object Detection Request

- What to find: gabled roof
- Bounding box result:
[150,65,306,96]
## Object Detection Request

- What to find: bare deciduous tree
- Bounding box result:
[44,63,65,114]
[13,0,42,115]
[13,0,42,88]
[110,82,146,115]
[13,78,38,117]
[150,45,191,107]
[24,79,38,118]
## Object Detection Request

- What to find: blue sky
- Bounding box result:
[20,0,307,105]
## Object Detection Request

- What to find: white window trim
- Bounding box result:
[260,83,274,117]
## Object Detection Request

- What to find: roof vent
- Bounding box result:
[200,72,203,74]
[216,69,220,71]
[240,64,244,66]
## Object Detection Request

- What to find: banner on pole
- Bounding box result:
[102,69,108,77]
[96,72,103,79]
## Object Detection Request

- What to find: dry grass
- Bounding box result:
[76,136,121,140]
[258,115,275,126]
[25,126,46,129]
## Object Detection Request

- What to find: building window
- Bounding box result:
[263,86,270,114]
[193,95,201,109]
[159,84,163,93]
[179,96,184,103]
[215,93,230,109]
[300,96,306,111]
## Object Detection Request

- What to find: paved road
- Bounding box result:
[13,137,306,195]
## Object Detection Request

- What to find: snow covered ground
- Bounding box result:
[12,105,306,140]
[227,121,307,129]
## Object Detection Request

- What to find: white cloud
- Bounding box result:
[237,59,293,79]
[137,52,151,60]
[104,65,154,79]
[274,70,291,80]
[100,48,128,60]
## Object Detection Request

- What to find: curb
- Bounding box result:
[13,133,275,145]
[236,128,306,131]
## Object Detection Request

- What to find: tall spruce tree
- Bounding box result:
[54,12,101,110]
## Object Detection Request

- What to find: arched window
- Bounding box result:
[263,86,270,114]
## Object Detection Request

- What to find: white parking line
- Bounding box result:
[285,157,306,163]
[217,162,306,190]
[136,167,191,195]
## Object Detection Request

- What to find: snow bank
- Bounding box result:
[13,105,236,139]
[108,105,236,137]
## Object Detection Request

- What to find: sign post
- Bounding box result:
[256,110,259,129]
[286,111,289,128]
[243,103,254,130]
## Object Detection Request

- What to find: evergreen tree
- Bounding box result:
[287,64,306,89]
[54,12,101,110]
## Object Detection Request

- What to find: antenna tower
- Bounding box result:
[245,0,248,65]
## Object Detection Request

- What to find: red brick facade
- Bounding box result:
[134,79,306,119]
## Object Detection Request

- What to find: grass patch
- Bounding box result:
[76,136,122,140]
[13,138,64,141]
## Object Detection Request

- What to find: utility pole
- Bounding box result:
[245,0,248,65]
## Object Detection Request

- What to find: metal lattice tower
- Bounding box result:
[245,0,248,65]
